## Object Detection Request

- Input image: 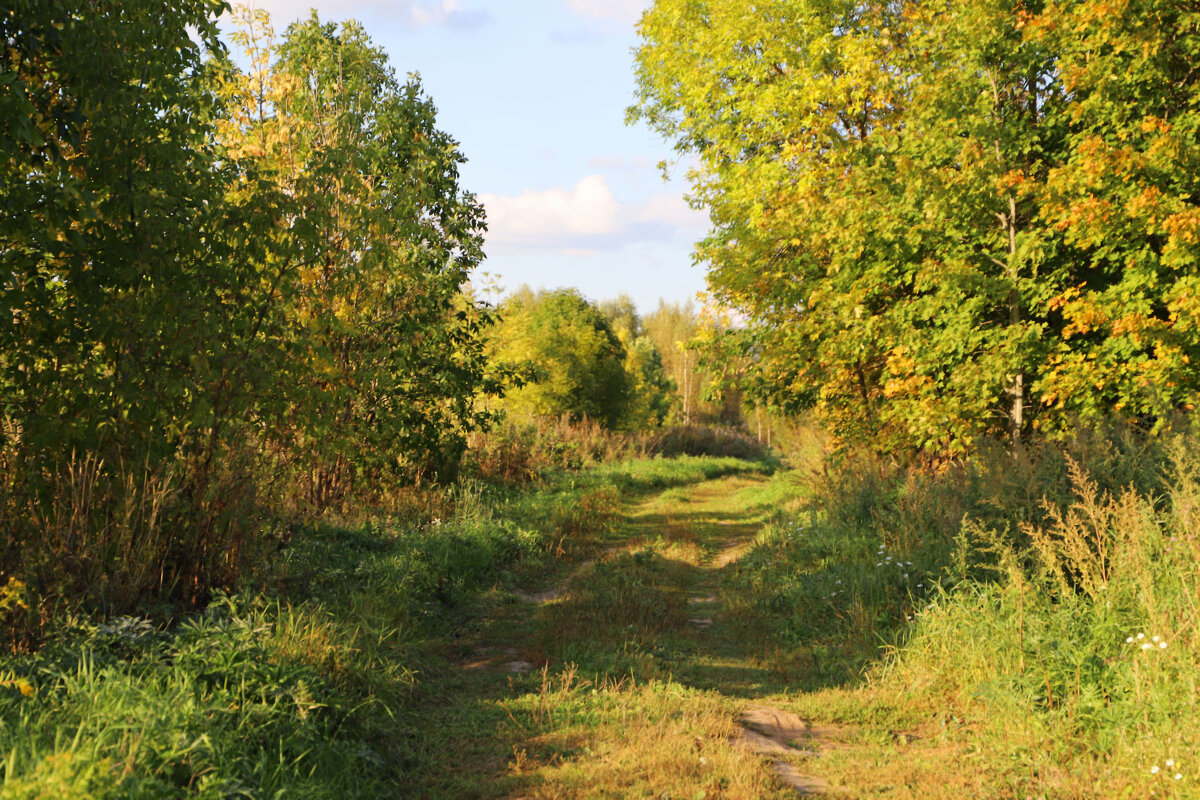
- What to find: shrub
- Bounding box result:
[641,424,771,461]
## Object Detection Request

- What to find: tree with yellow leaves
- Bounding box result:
[632,0,1200,455]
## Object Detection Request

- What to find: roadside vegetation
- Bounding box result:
[721,425,1200,796]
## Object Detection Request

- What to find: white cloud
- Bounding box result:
[635,193,705,229]
[482,175,621,246]
[480,175,707,255]
[563,0,649,26]
[231,0,490,30]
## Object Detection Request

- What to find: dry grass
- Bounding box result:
[747,433,1200,798]
[505,671,793,800]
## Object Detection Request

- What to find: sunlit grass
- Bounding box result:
[728,432,1200,797]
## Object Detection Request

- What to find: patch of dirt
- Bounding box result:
[459,645,536,673]
[712,539,747,568]
[513,587,564,604]
[737,705,846,795]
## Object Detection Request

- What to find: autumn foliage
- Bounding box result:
[632,0,1200,456]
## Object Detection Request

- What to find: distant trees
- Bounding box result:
[490,289,632,428]
[489,289,754,432]
[642,301,707,425]
[632,0,1200,456]
[599,294,677,428]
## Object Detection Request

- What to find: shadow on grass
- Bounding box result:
[389,465,880,797]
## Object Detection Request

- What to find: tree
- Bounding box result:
[1,0,284,606]
[632,0,1200,456]
[1027,0,1200,429]
[490,289,631,428]
[217,10,496,497]
[598,295,677,427]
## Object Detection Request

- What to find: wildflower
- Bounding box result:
[1160,642,1167,649]
[1126,637,1134,643]
[1153,635,1161,642]
[1168,760,1175,767]
[1138,633,1146,640]
[1142,643,1153,651]
[1152,765,1160,774]
[903,573,909,580]
[917,583,923,588]
[1176,774,1183,781]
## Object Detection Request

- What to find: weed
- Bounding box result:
[734,427,1200,797]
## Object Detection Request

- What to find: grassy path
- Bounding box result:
[397,468,842,798]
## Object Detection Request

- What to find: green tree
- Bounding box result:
[643,301,703,423]
[598,294,677,427]
[632,0,1200,455]
[491,289,631,428]
[1,0,285,606]
[218,10,495,498]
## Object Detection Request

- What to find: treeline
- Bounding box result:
[0,2,501,635]
[632,0,1200,456]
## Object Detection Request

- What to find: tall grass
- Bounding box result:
[732,425,1200,795]
[464,416,777,486]
[0,441,269,649]
[2,453,739,796]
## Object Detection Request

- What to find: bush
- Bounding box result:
[0,445,270,650]
[642,424,772,461]
[465,416,637,483]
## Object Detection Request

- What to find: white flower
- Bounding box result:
[1160,642,1168,649]
[1167,759,1175,767]
[1126,636,1134,643]
[1152,765,1160,774]
[1153,635,1161,642]
[1138,633,1146,640]
[1142,644,1153,651]
[1176,774,1183,781]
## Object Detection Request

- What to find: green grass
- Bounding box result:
[720,431,1200,797]
[8,430,1197,798]
[0,453,778,798]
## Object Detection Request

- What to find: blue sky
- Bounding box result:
[226,0,709,312]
